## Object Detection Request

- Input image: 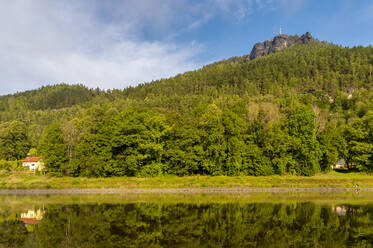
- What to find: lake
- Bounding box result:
[1,192,373,247]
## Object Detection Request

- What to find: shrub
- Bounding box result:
[0,160,18,171]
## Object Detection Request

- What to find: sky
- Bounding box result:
[0,0,372,95]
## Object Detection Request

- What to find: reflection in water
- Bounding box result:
[333,205,348,216]
[1,202,373,247]
[20,209,44,225]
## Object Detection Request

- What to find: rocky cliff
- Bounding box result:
[248,32,314,60]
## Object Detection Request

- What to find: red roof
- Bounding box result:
[20,218,39,225]
[22,157,41,163]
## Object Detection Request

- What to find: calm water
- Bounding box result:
[1,193,373,247]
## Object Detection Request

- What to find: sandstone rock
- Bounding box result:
[249,32,315,60]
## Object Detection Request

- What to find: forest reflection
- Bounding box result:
[1,202,373,247]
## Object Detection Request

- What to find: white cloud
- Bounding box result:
[0,0,202,94]
[0,0,289,95]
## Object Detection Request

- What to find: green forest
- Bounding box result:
[0,41,372,177]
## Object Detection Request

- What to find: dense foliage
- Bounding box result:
[0,41,371,176]
[38,123,69,175]
[0,121,30,161]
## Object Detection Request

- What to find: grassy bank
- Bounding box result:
[1,170,373,190]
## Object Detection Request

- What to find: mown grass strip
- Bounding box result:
[1,171,373,190]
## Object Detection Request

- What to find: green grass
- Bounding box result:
[1,170,373,190]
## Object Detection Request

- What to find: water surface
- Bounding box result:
[1,193,373,247]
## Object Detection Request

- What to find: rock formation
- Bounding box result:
[248,32,315,60]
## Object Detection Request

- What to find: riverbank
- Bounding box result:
[1,170,373,190]
[0,187,372,195]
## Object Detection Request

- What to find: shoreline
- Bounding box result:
[0,187,369,195]
[2,172,373,192]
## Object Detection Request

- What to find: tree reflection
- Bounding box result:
[1,203,373,247]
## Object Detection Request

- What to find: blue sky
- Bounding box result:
[0,0,372,95]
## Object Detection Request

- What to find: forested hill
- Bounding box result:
[0,84,101,116]
[0,34,372,177]
[124,41,372,100]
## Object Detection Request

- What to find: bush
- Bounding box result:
[138,163,164,177]
[0,160,19,171]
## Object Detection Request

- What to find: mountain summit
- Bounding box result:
[249,32,315,60]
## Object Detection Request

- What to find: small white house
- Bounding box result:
[333,159,347,169]
[22,157,44,171]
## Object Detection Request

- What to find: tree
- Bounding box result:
[343,113,373,171]
[263,124,297,175]
[90,108,171,177]
[284,105,321,176]
[38,123,68,175]
[198,104,226,175]
[318,124,347,171]
[0,121,30,160]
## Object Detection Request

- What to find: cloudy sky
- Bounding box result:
[0,0,372,95]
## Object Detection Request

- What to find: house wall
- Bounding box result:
[22,162,44,171]
[23,162,36,170]
[334,164,346,169]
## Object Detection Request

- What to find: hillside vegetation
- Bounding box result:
[0,40,372,177]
